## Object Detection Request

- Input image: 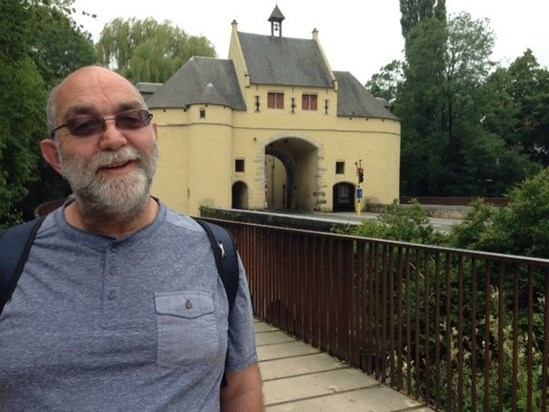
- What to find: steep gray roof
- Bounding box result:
[146,57,246,110]
[335,71,398,120]
[238,32,333,88]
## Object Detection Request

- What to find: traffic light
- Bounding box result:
[358,168,364,183]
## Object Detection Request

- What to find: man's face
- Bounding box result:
[58,134,158,219]
[47,67,159,219]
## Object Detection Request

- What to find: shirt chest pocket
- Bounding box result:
[155,291,220,369]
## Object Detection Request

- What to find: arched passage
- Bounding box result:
[265,137,319,212]
[333,182,355,212]
[232,181,248,209]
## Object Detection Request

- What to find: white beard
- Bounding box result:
[58,140,158,224]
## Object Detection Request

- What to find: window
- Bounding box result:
[302,94,318,111]
[200,108,206,119]
[267,92,284,109]
[336,161,345,174]
[235,159,245,173]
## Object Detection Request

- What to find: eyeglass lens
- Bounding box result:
[63,110,152,137]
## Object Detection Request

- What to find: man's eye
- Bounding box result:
[69,117,102,135]
[118,114,142,128]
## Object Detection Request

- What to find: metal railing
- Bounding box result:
[207,218,549,411]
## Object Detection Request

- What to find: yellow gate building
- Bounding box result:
[146,7,400,216]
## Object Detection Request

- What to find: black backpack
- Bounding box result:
[0,217,239,316]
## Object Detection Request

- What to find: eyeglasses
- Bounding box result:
[50,109,153,138]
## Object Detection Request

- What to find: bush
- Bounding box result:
[342,199,447,245]
[450,169,549,258]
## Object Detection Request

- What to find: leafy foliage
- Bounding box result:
[95,18,216,83]
[0,0,96,227]
[342,169,548,259]
[370,10,545,197]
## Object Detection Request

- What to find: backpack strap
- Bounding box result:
[194,218,239,312]
[194,218,240,388]
[0,217,46,315]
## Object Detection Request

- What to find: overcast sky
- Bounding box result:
[72,0,549,85]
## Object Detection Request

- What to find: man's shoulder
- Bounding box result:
[162,205,202,233]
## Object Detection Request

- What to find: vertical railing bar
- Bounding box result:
[367,242,375,374]
[396,246,405,390]
[283,231,290,334]
[484,262,492,412]
[415,250,421,398]
[470,257,478,412]
[406,247,412,394]
[279,231,287,331]
[345,238,353,363]
[329,238,336,355]
[357,241,366,371]
[297,233,303,340]
[511,264,519,412]
[348,239,356,366]
[314,235,323,349]
[445,253,453,411]
[527,266,534,412]
[498,261,505,412]
[434,253,441,409]
[349,238,358,365]
[302,234,310,343]
[337,238,343,356]
[318,237,326,352]
[457,255,465,411]
[542,268,549,412]
[374,243,381,377]
[423,250,431,407]
[389,245,396,387]
[381,244,389,383]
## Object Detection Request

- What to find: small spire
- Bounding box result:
[268,5,285,37]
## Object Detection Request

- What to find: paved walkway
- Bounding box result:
[256,320,435,411]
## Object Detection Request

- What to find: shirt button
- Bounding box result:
[111,246,118,253]
[108,290,117,300]
[109,267,117,276]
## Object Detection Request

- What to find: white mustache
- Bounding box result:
[90,147,140,171]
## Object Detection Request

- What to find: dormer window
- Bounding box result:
[268,92,284,109]
[302,94,318,111]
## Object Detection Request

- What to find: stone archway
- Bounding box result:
[265,137,319,212]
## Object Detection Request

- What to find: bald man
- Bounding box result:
[0,66,263,411]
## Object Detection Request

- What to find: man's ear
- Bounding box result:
[152,122,159,140]
[40,139,63,175]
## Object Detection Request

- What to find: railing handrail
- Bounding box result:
[202,217,549,267]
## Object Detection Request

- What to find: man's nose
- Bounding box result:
[98,118,128,150]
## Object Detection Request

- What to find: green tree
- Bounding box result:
[95,18,216,83]
[365,60,404,104]
[450,168,549,258]
[480,168,549,258]
[0,0,97,227]
[399,0,447,51]
[483,50,549,167]
[390,10,538,197]
[397,17,448,195]
[0,0,44,227]
[30,4,96,89]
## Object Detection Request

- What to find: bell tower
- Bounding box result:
[268,5,285,37]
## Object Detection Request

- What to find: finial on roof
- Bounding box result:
[268,5,285,37]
